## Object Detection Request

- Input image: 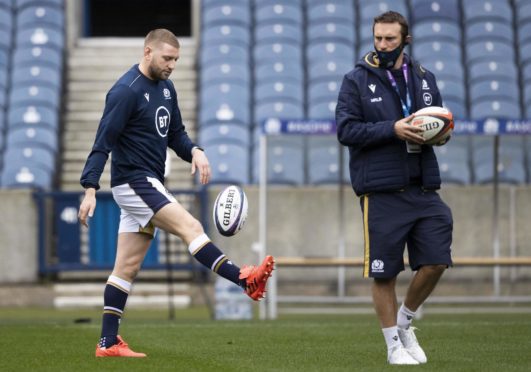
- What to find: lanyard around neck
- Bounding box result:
[385,63,411,117]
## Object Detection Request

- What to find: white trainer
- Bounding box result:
[398,327,427,364]
[387,345,419,365]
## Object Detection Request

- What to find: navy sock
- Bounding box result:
[188,234,245,287]
[99,275,131,348]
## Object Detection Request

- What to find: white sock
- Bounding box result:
[382,326,402,352]
[397,303,416,329]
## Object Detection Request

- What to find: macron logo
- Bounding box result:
[144,93,150,102]
[368,84,376,93]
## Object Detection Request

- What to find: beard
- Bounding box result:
[148,64,172,80]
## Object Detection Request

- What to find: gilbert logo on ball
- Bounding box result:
[213,185,248,237]
[411,106,454,146]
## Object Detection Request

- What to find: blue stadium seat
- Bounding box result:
[308,80,341,105]
[252,136,305,185]
[443,98,467,120]
[16,5,64,30]
[437,79,465,102]
[200,82,250,112]
[357,40,375,58]
[466,40,515,64]
[199,102,251,127]
[412,21,461,44]
[254,101,304,123]
[472,136,526,185]
[466,21,514,44]
[202,3,250,28]
[16,27,64,50]
[307,22,356,46]
[201,63,250,86]
[410,0,460,23]
[307,136,343,185]
[0,7,12,32]
[0,164,52,189]
[468,60,518,83]
[469,79,520,103]
[308,59,353,83]
[522,63,531,83]
[203,0,247,7]
[200,43,248,67]
[254,80,303,105]
[8,85,60,110]
[11,64,62,89]
[0,0,12,9]
[463,0,513,24]
[254,42,303,66]
[470,100,521,120]
[308,100,337,120]
[6,126,58,153]
[12,45,62,68]
[202,24,250,47]
[421,59,465,82]
[0,67,6,89]
[306,42,355,63]
[413,40,461,63]
[3,145,55,172]
[14,0,64,10]
[205,143,249,185]
[0,48,8,68]
[359,0,408,21]
[255,23,302,45]
[0,28,13,50]
[255,2,303,25]
[517,21,531,45]
[306,1,355,25]
[7,105,59,131]
[519,40,531,66]
[0,88,5,110]
[254,61,304,85]
[199,123,250,147]
[516,2,531,24]
[524,84,531,107]
[434,136,471,185]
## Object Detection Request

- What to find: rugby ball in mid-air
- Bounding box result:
[213,185,248,237]
[411,106,454,146]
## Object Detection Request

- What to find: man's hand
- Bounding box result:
[78,188,96,227]
[191,148,211,185]
[394,114,425,144]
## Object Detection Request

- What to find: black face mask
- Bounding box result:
[375,43,405,69]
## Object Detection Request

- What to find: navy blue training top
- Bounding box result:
[80,64,196,190]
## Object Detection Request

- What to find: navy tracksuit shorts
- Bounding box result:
[360,185,453,278]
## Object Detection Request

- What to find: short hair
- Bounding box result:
[373,11,409,43]
[144,29,180,49]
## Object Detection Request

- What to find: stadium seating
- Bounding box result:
[205,143,249,185]
[252,136,305,185]
[307,136,344,185]
[184,1,531,186]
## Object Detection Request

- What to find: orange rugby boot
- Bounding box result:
[239,255,275,301]
[95,335,147,357]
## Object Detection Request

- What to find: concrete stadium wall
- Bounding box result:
[0,190,38,283]
[1,186,530,284]
[210,185,531,281]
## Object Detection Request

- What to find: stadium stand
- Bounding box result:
[0,0,64,189]
[193,0,531,186]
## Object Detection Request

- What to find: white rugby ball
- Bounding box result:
[213,185,248,237]
[411,106,454,145]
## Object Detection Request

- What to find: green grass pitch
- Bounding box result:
[1,308,530,371]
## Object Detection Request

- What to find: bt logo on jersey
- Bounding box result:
[155,106,171,137]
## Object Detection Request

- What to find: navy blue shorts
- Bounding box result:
[360,186,453,278]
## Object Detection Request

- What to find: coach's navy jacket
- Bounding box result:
[336,52,444,196]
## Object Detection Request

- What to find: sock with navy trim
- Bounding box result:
[188,234,245,287]
[98,275,131,348]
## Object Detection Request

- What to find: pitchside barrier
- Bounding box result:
[257,118,531,319]
[35,189,210,275]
